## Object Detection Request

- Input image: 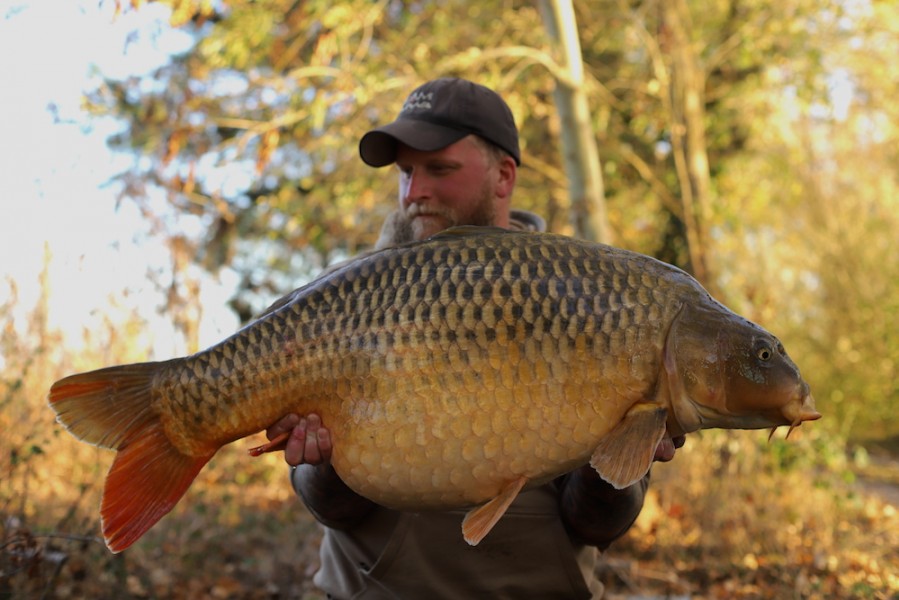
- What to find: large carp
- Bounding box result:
[49,227,820,553]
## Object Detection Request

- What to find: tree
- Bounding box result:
[91,1,569,318]
[540,0,610,243]
[91,0,899,438]
[657,0,715,289]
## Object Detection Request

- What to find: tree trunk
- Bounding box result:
[659,0,717,291]
[540,0,610,243]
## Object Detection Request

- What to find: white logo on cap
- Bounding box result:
[401,91,433,113]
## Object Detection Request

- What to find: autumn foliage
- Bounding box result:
[4,0,899,597]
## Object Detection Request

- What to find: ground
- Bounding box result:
[3,431,898,598]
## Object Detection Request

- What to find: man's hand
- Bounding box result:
[654,434,686,463]
[264,413,333,466]
[263,413,377,528]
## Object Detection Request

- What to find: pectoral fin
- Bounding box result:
[461,476,528,546]
[248,432,290,457]
[590,404,668,490]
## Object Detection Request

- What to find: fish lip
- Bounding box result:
[780,391,821,438]
[783,391,822,425]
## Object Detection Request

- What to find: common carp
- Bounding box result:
[49,227,820,553]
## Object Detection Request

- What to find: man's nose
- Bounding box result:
[401,171,429,205]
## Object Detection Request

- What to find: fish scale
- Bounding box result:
[164,232,650,493]
[48,226,819,552]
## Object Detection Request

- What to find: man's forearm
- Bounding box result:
[558,465,649,549]
[291,463,378,529]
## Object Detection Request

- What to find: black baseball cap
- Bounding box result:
[359,78,521,167]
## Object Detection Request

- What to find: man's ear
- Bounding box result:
[495,155,517,199]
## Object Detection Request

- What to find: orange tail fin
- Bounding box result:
[48,363,214,553]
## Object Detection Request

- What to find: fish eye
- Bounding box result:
[756,344,773,361]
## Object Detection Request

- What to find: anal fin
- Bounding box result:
[461,476,527,546]
[590,404,667,490]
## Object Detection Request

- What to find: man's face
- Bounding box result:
[395,136,511,241]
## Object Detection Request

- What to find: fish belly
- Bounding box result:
[329,370,622,509]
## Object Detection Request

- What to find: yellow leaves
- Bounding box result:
[356,188,377,211]
[163,128,188,166]
[255,128,280,175]
[165,0,216,28]
[169,162,197,196]
[312,31,338,66]
[113,0,216,29]
[320,5,355,30]
[412,43,431,64]
[741,553,759,571]
[615,429,899,597]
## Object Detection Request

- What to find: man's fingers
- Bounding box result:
[284,419,308,466]
[306,413,322,430]
[304,417,322,463]
[653,435,686,463]
[316,427,333,462]
[272,413,331,466]
[266,413,300,440]
[252,414,300,458]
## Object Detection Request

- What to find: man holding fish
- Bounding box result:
[49,76,818,593]
[266,77,684,599]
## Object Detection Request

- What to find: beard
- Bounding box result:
[403,179,497,241]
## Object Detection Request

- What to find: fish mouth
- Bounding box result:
[771,390,821,440]
[687,387,821,438]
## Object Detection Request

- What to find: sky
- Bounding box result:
[0,1,239,359]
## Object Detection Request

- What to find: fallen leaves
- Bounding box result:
[601,429,899,599]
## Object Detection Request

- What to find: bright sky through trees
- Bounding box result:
[0,1,238,358]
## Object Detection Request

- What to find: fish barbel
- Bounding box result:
[48,227,820,552]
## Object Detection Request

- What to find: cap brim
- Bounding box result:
[359,119,468,167]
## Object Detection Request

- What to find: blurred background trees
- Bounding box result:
[86,0,898,442]
[3,0,899,595]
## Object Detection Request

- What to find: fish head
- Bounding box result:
[664,301,821,437]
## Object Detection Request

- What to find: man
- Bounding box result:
[267,77,683,598]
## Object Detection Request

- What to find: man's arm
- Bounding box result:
[557,465,649,550]
[291,463,378,529]
[558,435,685,549]
[267,414,377,529]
